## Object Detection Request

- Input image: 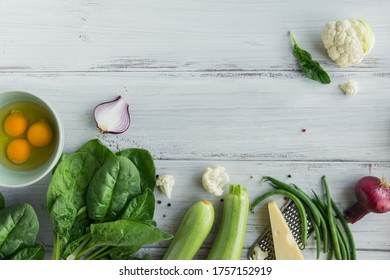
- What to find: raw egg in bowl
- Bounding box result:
[0,91,64,188]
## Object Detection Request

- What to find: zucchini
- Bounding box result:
[207,184,249,260]
[163,200,214,260]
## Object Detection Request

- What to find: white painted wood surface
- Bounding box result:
[1,0,390,260]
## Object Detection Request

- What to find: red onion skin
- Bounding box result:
[344,176,390,224]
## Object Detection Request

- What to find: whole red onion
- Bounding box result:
[344,176,390,224]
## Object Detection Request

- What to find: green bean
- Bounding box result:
[327,246,334,260]
[319,216,330,253]
[336,228,348,260]
[327,200,351,260]
[311,192,330,253]
[335,220,350,260]
[313,191,335,256]
[322,176,342,260]
[305,208,321,259]
[331,199,356,260]
[261,176,322,226]
[250,189,308,246]
[313,191,347,259]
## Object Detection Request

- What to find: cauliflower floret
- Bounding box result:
[156,174,175,199]
[250,245,269,260]
[322,19,375,68]
[202,166,230,196]
[340,80,359,96]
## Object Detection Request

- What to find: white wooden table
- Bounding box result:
[1,0,390,260]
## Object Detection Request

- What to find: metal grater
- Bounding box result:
[248,200,313,260]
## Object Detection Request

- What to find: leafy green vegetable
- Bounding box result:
[0,202,43,260]
[47,152,100,212]
[61,233,91,260]
[47,139,169,260]
[47,152,100,258]
[8,244,45,260]
[87,156,141,221]
[117,148,156,192]
[78,139,116,166]
[0,203,39,258]
[291,32,331,84]
[107,246,142,260]
[91,220,172,247]
[119,189,155,221]
[49,196,78,238]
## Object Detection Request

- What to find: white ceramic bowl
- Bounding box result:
[0,91,64,188]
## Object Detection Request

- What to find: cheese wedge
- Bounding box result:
[268,200,304,260]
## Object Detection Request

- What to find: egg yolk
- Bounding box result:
[4,112,28,137]
[6,139,31,164]
[27,121,53,147]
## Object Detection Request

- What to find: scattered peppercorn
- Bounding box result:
[220,198,224,202]
[156,174,160,179]
[167,203,171,207]
[301,128,307,133]
[157,200,162,204]
[287,174,292,178]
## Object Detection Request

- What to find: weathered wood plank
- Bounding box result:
[1,72,390,162]
[0,0,388,72]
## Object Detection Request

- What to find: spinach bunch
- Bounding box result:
[47,139,172,260]
[0,192,44,260]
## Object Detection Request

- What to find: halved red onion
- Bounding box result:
[93,95,130,134]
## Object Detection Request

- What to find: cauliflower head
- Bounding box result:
[202,166,230,196]
[322,19,375,68]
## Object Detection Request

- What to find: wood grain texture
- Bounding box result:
[1,72,390,162]
[1,0,390,260]
[0,0,389,72]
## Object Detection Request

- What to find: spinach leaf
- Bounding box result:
[78,139,116,166]
[47,152,100,256]
[90,220,172,247]
[8,243,45,260]
[51,153,69,174]
[65,206,91,244]
[47,152,100,212]
[117,148,156,192]
[119,189,155,222]
[143,219,157,227]
[51,210,92,260]
[107,246,142,260]
[0,203,40,259]
[0,192,5,210]
[61,232,91,260]
[87,156,141,221]
[291,32,331,84]
[49,196,77,239]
